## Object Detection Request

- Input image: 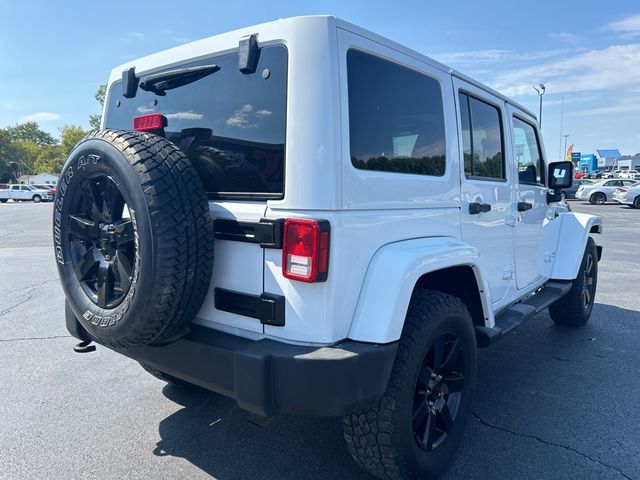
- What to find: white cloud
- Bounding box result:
[226,104,255,128]
[543,94,601,107]
[549,32,584,46]
[488,44,640,97]
[433,48,575,65]
[255,109,272,118]
[20,112,61,122]
[569,102,640,117]
[130,32,144,39]
[606,14,640,37]
[165,111,204,120]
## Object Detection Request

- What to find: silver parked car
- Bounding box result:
[613,183,640,208]
[576,179,639,204]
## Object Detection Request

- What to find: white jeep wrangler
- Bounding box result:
[56,16,602,479]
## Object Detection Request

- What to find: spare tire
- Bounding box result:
[53,130,214,347]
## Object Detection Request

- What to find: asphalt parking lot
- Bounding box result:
[1,200,639,480]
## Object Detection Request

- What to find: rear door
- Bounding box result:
[507,106,548,289]
[9,185,20,199]
[104,45,288,335]
[455,79,515,306]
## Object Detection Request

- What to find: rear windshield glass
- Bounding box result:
[105,45,287,200]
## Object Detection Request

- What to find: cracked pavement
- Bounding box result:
[1,201,639,480]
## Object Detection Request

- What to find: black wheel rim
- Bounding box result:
[582,252,595,310]
[412,331,464,452]
[67,174,136,309]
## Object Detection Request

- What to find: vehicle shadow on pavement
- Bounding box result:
[153,384,371,480]
[151,302,639,480]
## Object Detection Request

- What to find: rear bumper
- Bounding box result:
[66,306,397,417]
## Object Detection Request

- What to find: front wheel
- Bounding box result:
[590,192,606,205]
[633,196,640,209]
[343,290,477,479]
[549,237,598,327]
[32,195,41,203]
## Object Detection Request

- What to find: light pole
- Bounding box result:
[533,83,546,128]
[563,134,570,162]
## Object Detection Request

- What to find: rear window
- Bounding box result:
[105,45,287,200]
[347,49,446,177]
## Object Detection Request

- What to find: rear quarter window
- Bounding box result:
[105,45,288,200]
[347,50,446,177]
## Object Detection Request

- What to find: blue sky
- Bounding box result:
[1,0,639,158]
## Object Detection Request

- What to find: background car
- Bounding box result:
[613,184,640,208]
[575,179,639,204]
[562,179,593,200]
[618,170,640,180]
[32,184,56,197]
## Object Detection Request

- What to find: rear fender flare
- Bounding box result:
[348,237,492,344]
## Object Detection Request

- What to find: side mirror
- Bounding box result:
[547,161,573,203]
[548,161,573,189]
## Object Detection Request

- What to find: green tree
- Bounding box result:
[0,129,20,182]
[89,84,107,130]
[60,125,87,155]
[12,140,41,175]
[34,145,65,174]
[6,121,56,145]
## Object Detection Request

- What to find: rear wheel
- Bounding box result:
[549,237,598,327]
[343,290,477,479]
[0,199,7,203]
[589,192,606,205]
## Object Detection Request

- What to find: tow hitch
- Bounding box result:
[73,340,96,353]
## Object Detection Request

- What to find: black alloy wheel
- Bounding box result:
[67,174,135,309]
[581,250,595,313]
[412,331,465,452]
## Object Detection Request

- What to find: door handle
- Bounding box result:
[517,201,533,212]
[469,202,492,214]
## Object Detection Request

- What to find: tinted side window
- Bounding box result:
[459,93,505,180]
[513,117,544,185]
[105,46,287,200]
[347,50,446,176]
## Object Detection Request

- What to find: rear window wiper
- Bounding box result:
[139,64,220,96]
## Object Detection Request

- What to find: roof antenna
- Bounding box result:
[239,34,260,74]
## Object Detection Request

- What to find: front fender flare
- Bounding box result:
[348,237,491,344]
[539,212,602,280]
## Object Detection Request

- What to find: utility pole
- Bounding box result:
[563,134,570,161]
[533,84,546,129]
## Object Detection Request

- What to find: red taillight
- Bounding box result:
[133,113,167,131]
[282,218,330,283]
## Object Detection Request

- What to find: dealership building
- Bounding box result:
[577,149,640,173]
